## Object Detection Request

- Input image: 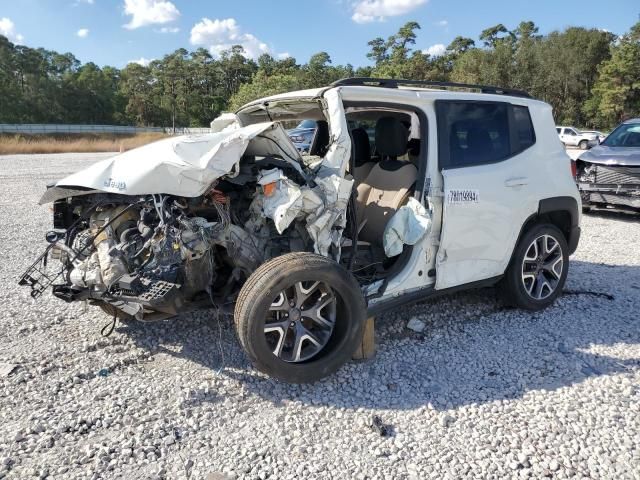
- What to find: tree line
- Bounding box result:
[0,18,638,130]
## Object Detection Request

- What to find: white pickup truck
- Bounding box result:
[556,126,599,150]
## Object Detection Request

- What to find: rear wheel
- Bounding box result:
[234,252,366,383]
[499,224,568,311]
[579,139,588,150]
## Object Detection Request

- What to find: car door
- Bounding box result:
[434,100,537,289]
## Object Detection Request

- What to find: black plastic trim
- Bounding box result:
[367,275,503,317]
[538,196,580,255]
[538,196,579,227]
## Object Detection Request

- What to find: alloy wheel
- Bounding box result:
[264,281,337,363]
[521,234,564,300]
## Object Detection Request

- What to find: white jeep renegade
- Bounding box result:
[21,78,581,383]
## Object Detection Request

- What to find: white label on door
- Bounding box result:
[447,189,479,204]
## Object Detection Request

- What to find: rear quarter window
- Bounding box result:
[513,105,536,153]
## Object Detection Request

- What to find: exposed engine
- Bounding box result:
[20,156,312,320]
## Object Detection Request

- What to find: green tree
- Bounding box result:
[585,21,640,127]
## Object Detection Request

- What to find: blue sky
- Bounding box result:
[0,0,638,68]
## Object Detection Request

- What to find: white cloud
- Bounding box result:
[435,20,448,27]
[78,0,95,4]
[351,0,428,23]
[423,43,446,57]
[277,52,291,60]
[128,57,154,66]
[76,28,90,38]
[158,26,180,33]
[0,17,24,44]
[123,0,180,30]
[190,18,270,59]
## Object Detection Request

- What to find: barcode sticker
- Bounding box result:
[447,189,479,204]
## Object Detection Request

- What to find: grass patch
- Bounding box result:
[0,132,169,155]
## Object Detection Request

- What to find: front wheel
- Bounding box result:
[499,224,569,311]
[579,139,588,150]
[234,252,366,383]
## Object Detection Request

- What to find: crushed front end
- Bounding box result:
[577,162,640,211]
[20,185,283,320]
[19,110,354,320]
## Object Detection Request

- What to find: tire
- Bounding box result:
[234,252,366,383]
[498,224,569,311]
[579,140,588,150]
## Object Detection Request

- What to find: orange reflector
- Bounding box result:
[263,182,277,197]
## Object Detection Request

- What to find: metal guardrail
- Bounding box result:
[0,124,211,135]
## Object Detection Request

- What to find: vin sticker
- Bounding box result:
[447,189,479,204]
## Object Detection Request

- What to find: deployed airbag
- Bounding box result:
[383,197,431,257]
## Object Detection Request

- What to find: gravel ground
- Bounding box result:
[0,153,638,480]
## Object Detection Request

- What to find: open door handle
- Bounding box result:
[505,177,529,187]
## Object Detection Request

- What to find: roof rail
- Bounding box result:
[330,77,531,98]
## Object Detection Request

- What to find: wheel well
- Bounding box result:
[537,211,572,242]
[510,209,573,267]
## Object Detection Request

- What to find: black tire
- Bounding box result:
[234,252,366,383]
[498,224,569,311]
[579,139,588,150]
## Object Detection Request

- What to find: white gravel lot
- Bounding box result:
[0,153,638,480]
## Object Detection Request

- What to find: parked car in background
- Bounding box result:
[576,118,640,212]
[581,130,607,144]
[286,119,316,152]
[556,126,599,150]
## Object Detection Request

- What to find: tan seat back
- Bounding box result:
[356,161,418,245]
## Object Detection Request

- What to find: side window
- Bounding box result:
[556,127,561,134]
[437,101,511,168]
[566,128,576,136]
[513,105,536,152]
[437,101,536,169]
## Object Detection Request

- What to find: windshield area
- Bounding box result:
[602,123,640,147]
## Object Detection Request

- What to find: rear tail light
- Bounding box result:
[570,160,577,179]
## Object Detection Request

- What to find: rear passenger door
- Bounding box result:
[435,100,537,289]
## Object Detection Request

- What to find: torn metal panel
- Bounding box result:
[254,89,354,256]
[383,197,432,257]
[320,88,352,176]
[258,168,323,235]
[42,122,302,202]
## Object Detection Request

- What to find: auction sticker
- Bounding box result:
[447,189,479,204]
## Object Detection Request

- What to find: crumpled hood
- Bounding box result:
[41,122,302,203]
[579,145,640,166]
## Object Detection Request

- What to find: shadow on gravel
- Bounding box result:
[119,260,639,412]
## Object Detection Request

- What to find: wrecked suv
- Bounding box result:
[20,78,581,383]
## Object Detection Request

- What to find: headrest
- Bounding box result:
[351,128,371,166]
[375,117,408,158]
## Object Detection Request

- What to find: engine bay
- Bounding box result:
[20,155,313,320]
